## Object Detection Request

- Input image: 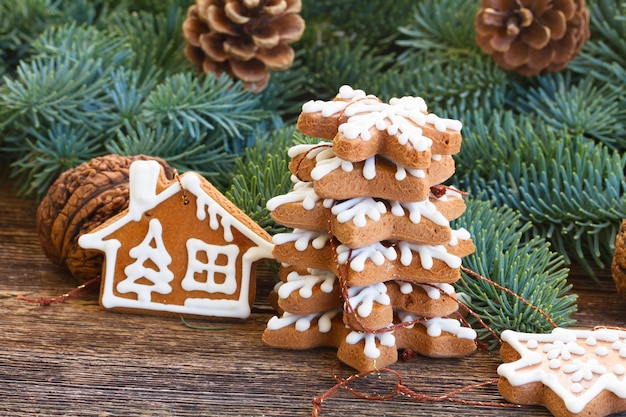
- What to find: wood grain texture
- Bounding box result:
[1,185,625,417]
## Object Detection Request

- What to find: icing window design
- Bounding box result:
[118,218,174,302]
[181,239,240,295]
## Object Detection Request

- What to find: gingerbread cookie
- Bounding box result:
[264,308,477,372]
[297,85,463,166]
[268,182,466,248]
[272,229,475,287]
[272,268,460,320]
[288,144,456,202]
[498,327,626,417]
[78,160,274,318]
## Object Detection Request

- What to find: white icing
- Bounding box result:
[266,181,322,211]
[181,239,239,294]
[562,359,607,382]
[337,85,367,100]
[450,228,471,246]
[389,200,449,226]
[336,240,463,273]
[596,346,609,357]
[287,142,332,159]
[416,282,455,300]
[272,229,329,251]
[542,339,586,360]
[396,281,456,300]
[422,317,477,340]
[398,281,413,294]
[266,309,341,332]
[77,160,274,319]
[336,242,397,272]
[498,328,626,414]
[549,359,561,369]
[347,283,390,318]
[308,149,424,183]
[397,241,462,269]
[117,218,174,302]
[332,197,387,227]
[398,311,419,328]
[345,331,396,359]
[277,269,336,299]
[302,85,462,153]
[527,339,538,349]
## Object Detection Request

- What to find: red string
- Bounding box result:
[460,266,559,329]
[17,276,100,306]
[312,363,528,416]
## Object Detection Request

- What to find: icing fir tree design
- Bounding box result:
[262,85,478,371]
[117,218,175,302]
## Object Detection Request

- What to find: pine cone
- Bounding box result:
[36,154,173,283]
[182,0,305,92]
[475,0,590,76]
[612,219,626,300]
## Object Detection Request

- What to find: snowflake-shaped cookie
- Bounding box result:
[498,327,626,416]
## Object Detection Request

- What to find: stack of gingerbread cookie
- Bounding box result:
[262,85,477,371]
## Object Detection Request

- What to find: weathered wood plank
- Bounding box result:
[1,185,625,416]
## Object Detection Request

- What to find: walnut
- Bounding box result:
[36,154,173,283]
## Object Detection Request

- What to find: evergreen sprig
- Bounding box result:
[569,0,626,131]
[101,1,190,79]
[379,52,510,116]
[0,0,64,67]
[142,72,268,147]
[396,0,480,63]
[456,199,577,348]
[10,123,105,195]
[509,73,626,151]
[226,128,305,235]
[487,136,626,273]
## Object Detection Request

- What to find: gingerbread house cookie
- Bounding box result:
[78,160,274,318]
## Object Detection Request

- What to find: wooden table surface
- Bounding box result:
[2,184,626,417]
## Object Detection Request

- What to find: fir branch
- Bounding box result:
[296,36,395,102]
[103,2,191,80]
[300,0,415,47]
[0,0,65,67]
[509,72,626,151]
[396,0,481,63]
[379,53,509,116]
[456,199,576,348]
[105,68,159,130]
[29,23,133,67]
[8,123,105,197]
[570,0,626,87]
[257,54,311,124]
[486,136,626,273]
[225,127,300,234]
[142,72,269,146]
[108,120,238,192]
[0,56,114,133]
